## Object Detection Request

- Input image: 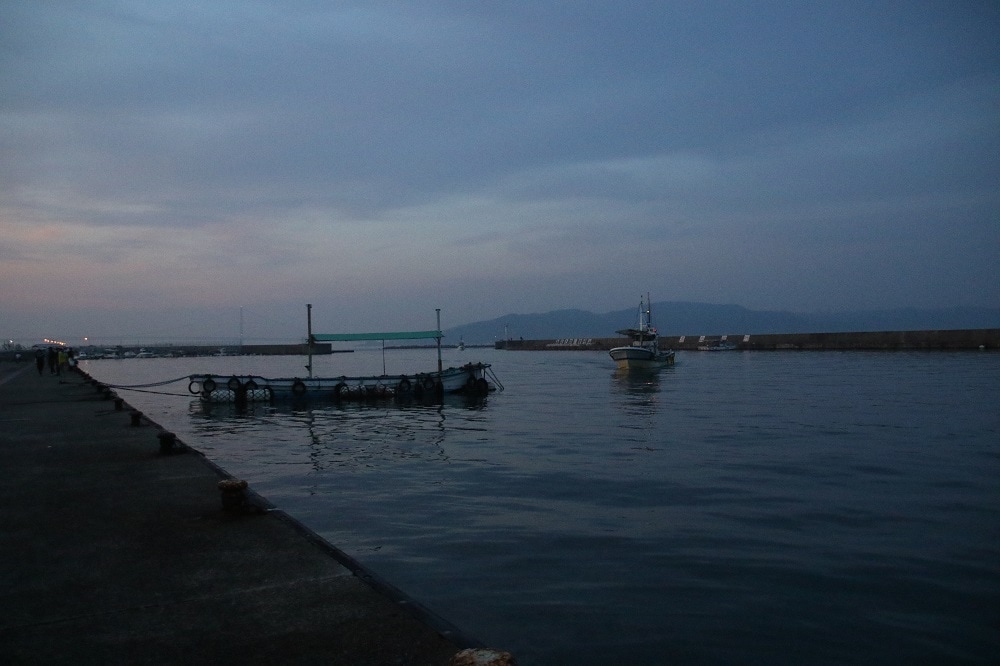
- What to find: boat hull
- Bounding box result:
[188,363,494,403]
[609,346,675,370]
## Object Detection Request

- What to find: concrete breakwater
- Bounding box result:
[495,328,999,351]
[0,363,516,664]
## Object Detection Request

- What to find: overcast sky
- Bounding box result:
[3,1,998,344]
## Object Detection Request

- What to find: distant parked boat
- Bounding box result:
[609,295,675,370]
[696,341,738,351]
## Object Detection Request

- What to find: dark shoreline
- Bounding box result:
[495,327,1000,351]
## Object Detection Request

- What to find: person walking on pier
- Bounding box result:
[34,347,45,375]
[47,347,57,374]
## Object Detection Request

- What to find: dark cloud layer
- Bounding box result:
[2,1,998,341]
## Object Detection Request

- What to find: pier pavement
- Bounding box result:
[0,362,479,664]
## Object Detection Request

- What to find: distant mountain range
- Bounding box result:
[446,302,1000,344]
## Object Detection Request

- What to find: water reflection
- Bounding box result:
[186,393,491,472]
[193,391,489,418]
[609,367,675,434]
[611,368,663,395]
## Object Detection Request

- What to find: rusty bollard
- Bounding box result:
[157,431,177,454]
[218,479,249,513]
[450,649,517,666]
[114,397,124,411]
[129,410,143,427]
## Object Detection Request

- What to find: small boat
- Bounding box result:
[188,362,495,403]
[190,306,501,403]
[696,341,738,351]
[609,295,675,370]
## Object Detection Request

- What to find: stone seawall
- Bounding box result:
[495,328,1000,351]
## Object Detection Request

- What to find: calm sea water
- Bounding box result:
[83,349,1000,664]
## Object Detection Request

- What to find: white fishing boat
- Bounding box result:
[189,306,501,403]
[609,295,675,370]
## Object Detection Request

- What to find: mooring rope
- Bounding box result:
[113,387,194,397]
[485,366,505,391]
[100,375,191,389]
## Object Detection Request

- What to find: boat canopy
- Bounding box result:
[312,330,442,342]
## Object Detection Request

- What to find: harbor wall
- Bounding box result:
[243,343,335,355]
[0,343,334,362]
[495,328,1000,351]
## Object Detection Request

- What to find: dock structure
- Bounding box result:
[0,363,490,664]
[496,328,999,351]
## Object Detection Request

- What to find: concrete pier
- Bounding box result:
[0,363,480,664]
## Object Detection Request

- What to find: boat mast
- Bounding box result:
[645,292,653,349]
[306,303,313,379]
[436,308,443,372]
[638,296,646,344]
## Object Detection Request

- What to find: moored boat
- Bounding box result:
[188,362,495,403]
[609,295,675,370]
[190,306,501,403]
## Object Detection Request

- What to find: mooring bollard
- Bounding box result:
[218,479,249,512]
[157,431,177,454]
[129,410,143,427]
[114,397,124,411]
[450,648,517,666]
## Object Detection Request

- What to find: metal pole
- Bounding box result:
[436,308,442,373]
[306,303,313,378]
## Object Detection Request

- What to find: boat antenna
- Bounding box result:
[306,303,313,379]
